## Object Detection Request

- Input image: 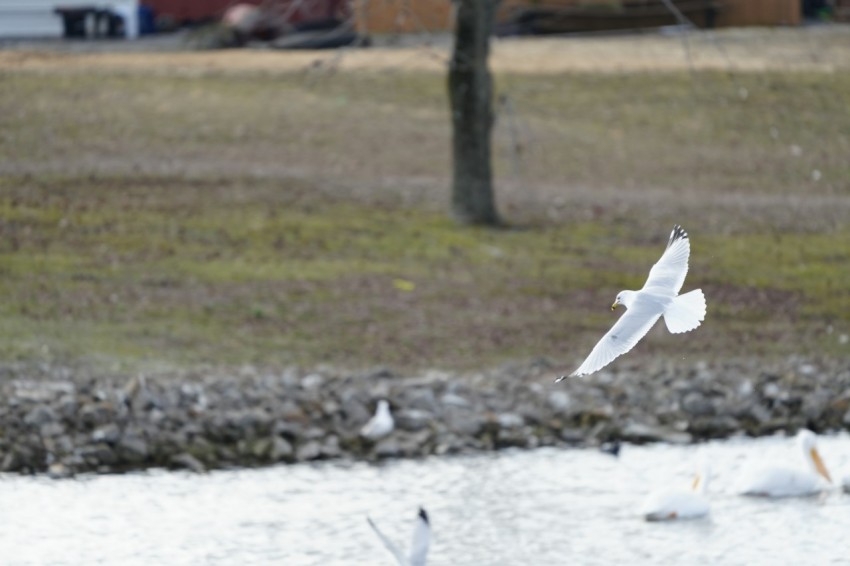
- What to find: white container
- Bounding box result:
[0,2,63,38]
[110,1,139,38]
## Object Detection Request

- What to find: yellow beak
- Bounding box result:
[611,303,618,311]
[811,447,832,483]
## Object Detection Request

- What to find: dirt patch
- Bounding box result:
[2,27,849,74]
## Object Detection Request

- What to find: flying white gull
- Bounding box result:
[360,399,395,440]
[367,507,430,566]
[558,224,706,380]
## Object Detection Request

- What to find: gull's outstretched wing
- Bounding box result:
[409,508,430,566]
[643,225,690,295]
[567,300,664,378]
[367,517,407,566]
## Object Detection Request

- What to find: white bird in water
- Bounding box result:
[360,399,394,440]
[640,458,710,522]
[736,429,832,498]
[367,507,430,566]
[559,224,705,380]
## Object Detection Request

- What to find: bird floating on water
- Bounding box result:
[360,399,394,440]
[367,507,430,566]
[558,224,705,380]
[736,429,832,498]
[640,458,711,522]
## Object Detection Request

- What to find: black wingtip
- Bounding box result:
[668,224,688,247]
[418,507,429,524]
[554,375,567,383]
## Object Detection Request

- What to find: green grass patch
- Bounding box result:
[0,177,847,372]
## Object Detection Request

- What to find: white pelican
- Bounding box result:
[558,224,705,380]
[367,507,430,566]
[360,399,394,440]
[639,461,710,522]
[736,429,832,497]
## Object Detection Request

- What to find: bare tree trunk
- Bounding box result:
[448,0,501,226]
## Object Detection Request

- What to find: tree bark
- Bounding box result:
[448,0,501,226]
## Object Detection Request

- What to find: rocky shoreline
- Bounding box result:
[1,357,849,477]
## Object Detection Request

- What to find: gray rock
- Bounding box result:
[547,391,574,414]
[395,430,431,456]
[441,393,471,408]
[743,402,773,424]
[301,373,324,390]
[79,402,116,427]
[39,422,66,438]
[559,427,586,443]
[340,397,371,426]
[620,422,692,444]
[688,416,741,438]
[295,440,322,461]
[78,443,117,466]
[395,409,433,432]
[269,437,294,462]
[762,382,782,400]
[272,419,303,439]
[24,405,57,427]
[403,388,440,413]
[802,391,831,420]
[681,392,714,417]
[497,413,524,429]
[117,435,150,462]
[374,437,401,458]
[170,452,206,473]
[444,407,483,436]
[47,462,73,479]
[92,423,122,445]
[322,435,341,458]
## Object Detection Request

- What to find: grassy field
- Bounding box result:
[0,29,848,375]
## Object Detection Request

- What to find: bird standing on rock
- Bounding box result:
[360,399,394,440]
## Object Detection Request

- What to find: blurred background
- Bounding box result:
[0,1,849,564]
[0,0,848,373]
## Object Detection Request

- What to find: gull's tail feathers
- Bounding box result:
[663,289,705,334]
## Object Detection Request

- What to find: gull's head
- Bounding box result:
[797,429,832,483]
[612,290,636,311]
[376,399,390,414]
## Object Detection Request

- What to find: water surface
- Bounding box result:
[2,434,849,565]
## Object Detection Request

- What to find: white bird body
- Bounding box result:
[561,225,706,380]
[736,430,832,498]
[640,489,710,522]
[368,507,430,566]
[360,399,394,440]
[640,460,710,522]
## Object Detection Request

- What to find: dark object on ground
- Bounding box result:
[55,6,125,38]
[496,0,721,36]
[600,440,622,457]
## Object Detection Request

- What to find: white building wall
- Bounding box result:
[0,1,139,38]
[0,2,64,38]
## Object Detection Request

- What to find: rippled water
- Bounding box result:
[2,434,850,565]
